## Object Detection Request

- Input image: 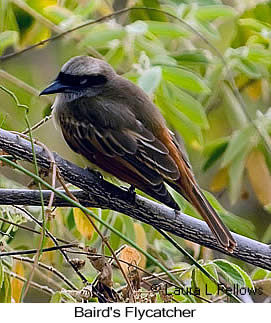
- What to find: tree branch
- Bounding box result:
[0,128,271,270]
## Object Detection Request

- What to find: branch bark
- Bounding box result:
[0,128,270,270]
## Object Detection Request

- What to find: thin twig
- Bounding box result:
[12,255,77,290]
[0,215,68,244]
[0,214,188,292]
[17,258,63,291]
[22,115,52,135]
[57,182,136,302]
[0,85,46,300]
[1,212,184,293]
[0,244,77,257]
[9,0,102,59]
[6,270,54,296]
[14,206,87,286]
[69,250,187,291]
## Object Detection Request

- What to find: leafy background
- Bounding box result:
[1,0,271,303]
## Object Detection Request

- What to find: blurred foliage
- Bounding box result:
[1,0,271,303]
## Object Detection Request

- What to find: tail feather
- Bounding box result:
[168,181,236,252]
[190,185,236,252]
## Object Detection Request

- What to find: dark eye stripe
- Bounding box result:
[57,72,107,87]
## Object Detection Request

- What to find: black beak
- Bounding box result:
[39,80,70,96]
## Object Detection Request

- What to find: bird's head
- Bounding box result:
[39,56,115,99]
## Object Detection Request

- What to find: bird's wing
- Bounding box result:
[62,115,180,182]
[59,111,181,209]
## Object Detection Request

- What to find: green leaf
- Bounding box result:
[154,239,179,259]
[82,27,126,48]
[203,191,256,238]
[247,48,271,65]
[236,58,262,79]
[194,264,218,299]
[195,19,220,40]
[203,137,229,171]
[138,66,162,95]
[123,216,135,243]
[213,259,244,286]
[0,272,11,303]
[156,90,203,145]
[195,5,236,21]
[61,291,76,303]
[50,291,62,303]
[173,50,209,65]
[251,268,270,281]
[239,18,271,32]
[109,215,123,251]
[135,35,167,57]
[231,264,254,289]
[178,263,194,281]
[43,5,73,24]
[171,108,204,145]
[228,146,250,204]
[0,2,19,33]
[152,55,177,66]
[0,30,19,55]
[166,81,209,128]
[145,21,189,38]
[221,210,256,239]
[105,45,125,68]
[261,223,271,243]
[42,104,52,118]
[142,0,168,21]
[162,66,210,94]
[75,0,100,17]
[221,126,256,167]
[65,208,75,231]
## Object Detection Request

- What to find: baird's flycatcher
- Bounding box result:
[40,56,236,252]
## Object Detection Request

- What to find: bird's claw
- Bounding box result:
[174,209,180,220]
[121,184,136,204]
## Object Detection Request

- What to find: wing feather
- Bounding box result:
[59,107,181,209]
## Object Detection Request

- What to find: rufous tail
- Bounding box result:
[189,185,236,252]
[170,181,236,252]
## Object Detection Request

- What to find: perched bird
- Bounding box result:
[40,56,236,252]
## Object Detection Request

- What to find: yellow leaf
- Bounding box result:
[119,246,141,275]
[41,239,55,265]
[21,22,51,47]
[134,223,147,268]
[245,80,262,101]
[11,261,24,303]
[246,150,271,206]
[27,0,57,11]
[210,168,228,192]
[73,208,95,240]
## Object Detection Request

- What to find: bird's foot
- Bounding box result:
[121,184,136,204]
[174,208,180,221]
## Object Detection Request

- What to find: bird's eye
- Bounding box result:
[79,78,88,85]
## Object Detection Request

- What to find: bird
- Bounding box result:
[40,55,236,252]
